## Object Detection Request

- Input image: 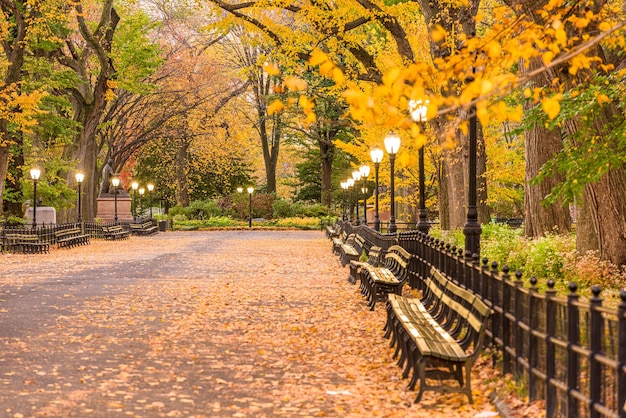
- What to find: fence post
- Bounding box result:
[589,285,603,418]
[514,271,524,379]
[528,276,539,401]
[618,290,626,418]
[490,261,501,353]
[501,266,511,374]
[545,279,557,417]
[567,282,580,417]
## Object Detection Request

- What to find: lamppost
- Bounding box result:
[346,178,355,222]
[463,99,482,256]
[30,167,41,228]
[352,169,361,225]
[75,172,84,224]
[359,164,370,225]
[340,181,348,221]
[384,132,401,233]
[147,183,154,219]
[247,186,254,228]
[131,181,139,221]
[409,99,431,234]
[139,188,145,220]
[111,176,120,222]
[370,146,384,232]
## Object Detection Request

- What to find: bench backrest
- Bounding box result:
[429,267,492,352]
[354,234,366,253]
[383,245,412,281]
[56,228,80,236]
[366,245,383,266]
[103,225,122,233]
[6,234,40,243]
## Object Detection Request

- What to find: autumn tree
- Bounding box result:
[0,0,63,216]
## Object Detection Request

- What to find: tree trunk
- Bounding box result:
[521,57,572,237]
[445,144,466,229]
[4,133,24,216]
[175,138,190,207]
[437,157,450,230]
[58,3,120,221]
[0,1,27,216]
[320,143,334,207]
[523,121,571,237]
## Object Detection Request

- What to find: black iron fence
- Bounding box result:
[342,221,626,417]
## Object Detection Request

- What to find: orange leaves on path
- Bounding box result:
[0,232,502,417]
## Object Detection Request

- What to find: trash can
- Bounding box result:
[158,220,167,232]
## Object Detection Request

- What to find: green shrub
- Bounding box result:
[267,217,321,230]
[304,204,330,217]
[272,199,295,218]
[3,215,26,226]
[523,234,573,282]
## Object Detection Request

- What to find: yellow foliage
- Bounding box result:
[263,62,280,76]
[267,99,285,115]
[541,94,562,120]
[430,25,447,43]
[283,76,307,92]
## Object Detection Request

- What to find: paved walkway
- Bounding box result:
[0,231,499,417]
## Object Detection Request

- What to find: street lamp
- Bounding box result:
[75,172,84,223]
[409,99,431,234]
[346,178,355,222]
[131,181,139,221]
[340,181,348,221]
[247,186,254,228]
[139,188,145,219]
[237,187,243,193]
[352,169,361,225]
[463,98,482,256]
[359,164,370,225]
[111,176,120,222]
[30,167,41,228]
[370,146,384,232]
[147,183,154,219]
[384,131,401,233]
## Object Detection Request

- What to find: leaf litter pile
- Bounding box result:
[0,230,519,417]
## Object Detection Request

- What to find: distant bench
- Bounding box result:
[130,220,158,235]
[5,233,50,254]
[102,224,130,240]
[55,227,90,249]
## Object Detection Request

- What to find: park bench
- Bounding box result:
[130,220,158,235]
[338,233,366,267]
[348,245,383,284]
[384,266,492,404]
[360,245,411,310]
[102,224,130,240]
[5,233,50,254]
[325,222,341,240]
[331,230,351,255]
[55,227,90,249]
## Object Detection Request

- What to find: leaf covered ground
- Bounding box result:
[0,231,522,417]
